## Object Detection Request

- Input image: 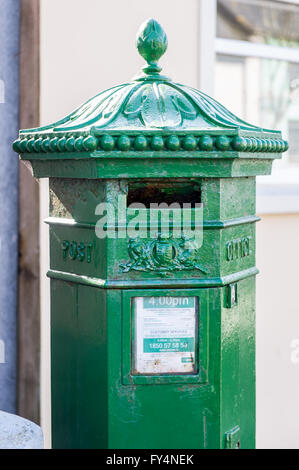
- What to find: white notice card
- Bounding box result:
[133,296,198,375]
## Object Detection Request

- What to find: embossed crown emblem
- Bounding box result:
[120,235,208,275]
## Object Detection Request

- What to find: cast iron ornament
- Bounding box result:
[120,235,208,275]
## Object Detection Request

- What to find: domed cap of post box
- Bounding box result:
[13,19,288,178]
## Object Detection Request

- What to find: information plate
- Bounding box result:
[133,296,198,375]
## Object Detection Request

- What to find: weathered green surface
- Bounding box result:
[14,19,286,449]
[50,276,253,449]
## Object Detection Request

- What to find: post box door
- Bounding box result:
[106,287,220,449]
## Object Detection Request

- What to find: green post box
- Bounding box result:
[14,19,287,449]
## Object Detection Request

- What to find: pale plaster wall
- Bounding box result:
[256,214,299,449]
[40,0,299,449]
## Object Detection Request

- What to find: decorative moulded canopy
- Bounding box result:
[13,19,288,178]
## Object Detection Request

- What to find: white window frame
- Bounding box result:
[214,0,299,214]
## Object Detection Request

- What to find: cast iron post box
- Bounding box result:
[14,20,287,449]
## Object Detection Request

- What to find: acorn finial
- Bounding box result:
[136,19,168,75]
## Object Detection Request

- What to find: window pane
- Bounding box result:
[214,54,299,166]
[217,0,299,46]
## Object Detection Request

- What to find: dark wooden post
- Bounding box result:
[18,0,40,423]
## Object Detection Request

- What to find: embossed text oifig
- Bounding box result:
[13,19,287,449]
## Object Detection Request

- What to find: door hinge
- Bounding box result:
[225,425,240,449]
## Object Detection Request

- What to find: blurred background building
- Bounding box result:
[1,0,299,449]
